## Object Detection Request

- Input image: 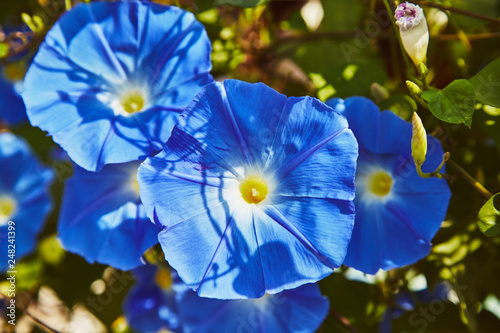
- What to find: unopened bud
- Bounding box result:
[406,80,423,96]
[395,2,429,66]
[411,112,427,166]
[418,62,428,77]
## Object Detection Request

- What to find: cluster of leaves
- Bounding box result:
[1,0,500,332]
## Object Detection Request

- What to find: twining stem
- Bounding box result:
[381,0,415,79]
[330,308,360,333]
[448,160,493,199]
[415,1,500,25]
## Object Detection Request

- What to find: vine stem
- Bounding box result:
[381,0,415,79]
[415,0,500,25]
[329,308,360,333]
[448,160,493,199]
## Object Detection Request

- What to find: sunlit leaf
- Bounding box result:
[421,79,476,128]
[477,193,500,237]
[470,57,500,108]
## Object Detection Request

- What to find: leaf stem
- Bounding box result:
[448,160,493,199]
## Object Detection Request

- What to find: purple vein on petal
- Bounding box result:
[385,203,428,242]
[196,212,236,293]
[85,5,128,80]
[273,127,347,182]
[96,120,116,170]
[217,83,257,168]
[262,206,334,268]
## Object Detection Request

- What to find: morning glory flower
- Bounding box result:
[22,1,213,172]
[326,97,451,274]
[395,2,429,66]
[58,161,160,270]
[0,132,53,271]
[123,265,180,333]
[124,265,329,333]
[0,61,27,127]
[138,79,358,299]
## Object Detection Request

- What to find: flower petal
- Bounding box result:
[58,162,159,270]
[23,1,213,171]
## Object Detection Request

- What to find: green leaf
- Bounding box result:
[470,57,500,108]
[421,79,476,128]
[477,193,500,237]
[214,0,268,7]
[0,43,8,58]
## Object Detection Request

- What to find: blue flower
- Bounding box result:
[379,282,451,333]
[0,132,53,271]
[0,61,27,127]
[124,265,330,333]
[175,278,329,333]
[58,161,160,270]
[123,265,180,333]
[326,97,451,274]
[22,1,213,172]
[138,79,358,299]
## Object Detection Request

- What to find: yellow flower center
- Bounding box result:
[3,62,25,82]
[155,268,173,290]
[239,177,268,204]
[129,170,140,196]
[121,89,145,114]
[0,196,17,225]
[367,171,393,197]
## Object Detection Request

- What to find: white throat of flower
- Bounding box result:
[356,167,394,204]
[128,169,141,197]
[0,195,17,226]
[99,81,151,117]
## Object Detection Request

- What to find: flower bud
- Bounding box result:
[395,2,429,66]
[411,112,427,166]
[406,80,423,96]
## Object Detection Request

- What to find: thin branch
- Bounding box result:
[415,1,500,25]
[330,308,361,333]
[436,31,500,40]
[448,160,493,199]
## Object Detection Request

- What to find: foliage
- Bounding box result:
[1,0,500,332]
